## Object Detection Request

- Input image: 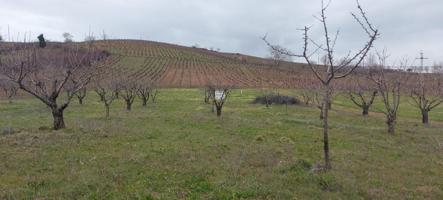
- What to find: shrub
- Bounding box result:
[252,94,301,105]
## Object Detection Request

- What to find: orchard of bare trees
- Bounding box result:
[0,41,109,130]
[0,0,442,178]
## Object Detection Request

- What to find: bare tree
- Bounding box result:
[113,82,121,99]
[299,89,314,106]
[432,63,443,73]
[74,87,87,105]
[213,87,232,117]
[62,32,73,43]
[408,73,443,124]
[94,79,118,119]
[263,0,379,170]
[257,70,275,108]
[0,79,18,103]
[204,85,215,104]
[0,42,108,130]
[368,53,409,134]
[297,75,316,105]
[150,86,159,104]
[261,88,275,108]
[204,81,234,117]
[297,75,325,118]
[101,30,108,41]
[204,84,217,113]
[84,35,96,42]
[268,45,292,66]
[137,80,152,107]
[65,78,88,105]
[346,77,377,116]
[120,79,138,111]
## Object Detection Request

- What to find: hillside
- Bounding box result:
[94,40,309,88]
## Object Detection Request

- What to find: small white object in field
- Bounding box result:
[215,90,225,100]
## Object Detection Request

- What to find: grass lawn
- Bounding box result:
[0,89,442,199]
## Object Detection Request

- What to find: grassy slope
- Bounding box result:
[0,89,442,199]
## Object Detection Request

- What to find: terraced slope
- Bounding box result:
[95,40,309,88]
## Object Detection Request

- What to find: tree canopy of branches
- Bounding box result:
[346,76,377,116]
[85,35,96,42]
[204,85,215,104]
[62,32,73,43]
[0,79,18,103]
[433,63,443,73]
[263,0,379,170]
[150,86,159,104]
[0,42,109,130]
[260,88,276,108]
[268,45,292,66]
[74,87,87,105]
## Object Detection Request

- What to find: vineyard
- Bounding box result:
[94,40,310,88]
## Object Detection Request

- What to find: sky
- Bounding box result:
[1,0,442,66]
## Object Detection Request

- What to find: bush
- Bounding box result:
[252,94,301,105]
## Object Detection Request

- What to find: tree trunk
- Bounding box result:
[362,105,369,116]
[78,97,83,105]
[386,114,396,134]
[204,93,210,104]
[105,104,110,119]
[142,98,148,107]
[322,85,331,170]
[216,106,222,117]
[126,101,132,111]
[319,106,324,120]
[422,110,429,124]
[52,108,66,130]
[99,95,105,102]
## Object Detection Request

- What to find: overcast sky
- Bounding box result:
[1,0,442,65]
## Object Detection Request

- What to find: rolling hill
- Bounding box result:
[94,40,310,88]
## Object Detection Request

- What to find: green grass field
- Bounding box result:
[1,89,442,199]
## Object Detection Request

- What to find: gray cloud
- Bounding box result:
[1,0,442,65]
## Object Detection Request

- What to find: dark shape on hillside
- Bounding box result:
[37,34,46,48]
